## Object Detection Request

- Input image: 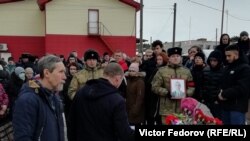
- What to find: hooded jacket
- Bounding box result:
[237,38,250,55]
[237,38,250,64]
[69,78,134,141]
[13,80,64,141]
[215,33,230,65]
[202,51,224,103]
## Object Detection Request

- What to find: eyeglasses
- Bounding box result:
[146,55,152,57]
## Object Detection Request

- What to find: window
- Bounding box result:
[88,9,99,35]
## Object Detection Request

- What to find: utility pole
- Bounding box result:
[221,0,225,35]
[226,10,228,33]
[139,0,143,53]
[172,3,176,48]
[189,17,191,43]
[216,28,218,46]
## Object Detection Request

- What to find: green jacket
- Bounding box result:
[151,64,195,116]
[68,66,103,100]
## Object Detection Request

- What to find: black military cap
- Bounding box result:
[167,47,182,57]
[84,49,99,61]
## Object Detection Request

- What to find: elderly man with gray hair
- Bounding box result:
[13,55,66,141]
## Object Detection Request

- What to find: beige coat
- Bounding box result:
[68,67,103,100]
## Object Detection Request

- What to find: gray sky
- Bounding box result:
[136,0,250,43]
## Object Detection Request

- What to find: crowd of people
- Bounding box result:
[0,30,250,141]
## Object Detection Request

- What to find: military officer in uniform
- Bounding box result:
[151,47,195,124]
[68,49,103,100]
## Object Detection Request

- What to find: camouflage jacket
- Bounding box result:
[151,64,195,116]
[68,66,103,100]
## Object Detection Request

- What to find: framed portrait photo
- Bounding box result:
[170,79,186,99]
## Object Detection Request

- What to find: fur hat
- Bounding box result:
[194,52,205,62]
[14,67,25,76]
[167,47,182,57]
[21,54,30,59]
[129,63,139,72]
[84,49,99,61]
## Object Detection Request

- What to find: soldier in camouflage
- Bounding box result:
[68,50,103,100]
[151,47,195,124]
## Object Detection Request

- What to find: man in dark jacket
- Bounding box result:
[237,31,250,56]
[219,44,250,125]
[13,55,66,141]
[202,50,224,119]
[139,40,164,125]
[69,63,134,141]
[237,31,250,124]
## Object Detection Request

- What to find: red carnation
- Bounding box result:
[214,118,223,125]
[165,114,178,125]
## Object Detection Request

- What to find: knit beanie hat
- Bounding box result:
[128,63,139,72]
[15,67,25,76]
[240,31,248,37]
[194,52,205,62]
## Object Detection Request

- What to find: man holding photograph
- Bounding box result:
[151,47,195,124]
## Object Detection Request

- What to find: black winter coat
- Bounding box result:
[215,33,230,66]
[220,58,250,113]
[69,78,134,141]
[237,39,250,65]
[202,66,224,103]
[191,65,206,102]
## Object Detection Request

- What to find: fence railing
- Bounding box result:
[87,22,112,36]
